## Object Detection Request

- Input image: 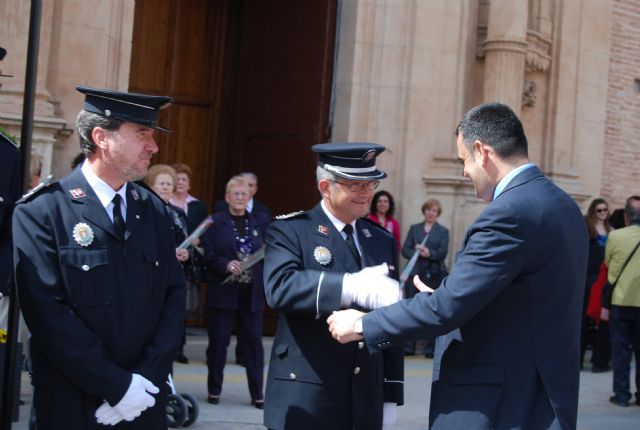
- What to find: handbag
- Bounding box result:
[601,238,640,309]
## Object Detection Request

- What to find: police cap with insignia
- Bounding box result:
[76,86,174,132]
[312,142,387,180]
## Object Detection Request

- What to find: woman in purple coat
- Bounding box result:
[201,175,269,409]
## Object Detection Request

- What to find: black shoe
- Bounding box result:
[207,395,220,405]
[251,399,264,410]
[609,396,629,407]
[175,353,189,364]
[591,365,612,373]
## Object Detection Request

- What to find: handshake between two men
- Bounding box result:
[329,263,433,344]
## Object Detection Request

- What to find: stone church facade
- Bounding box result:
[1,0,638,266]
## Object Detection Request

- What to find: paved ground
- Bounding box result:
[11,328,638,429]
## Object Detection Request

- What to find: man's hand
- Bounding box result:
[341,263,401,309]
[95,373,159,425]
[413,274,434,293]
[327,309,365,343]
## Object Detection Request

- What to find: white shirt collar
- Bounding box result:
[493,162,535,200]
[320,200,361,252]
[81,161,127,211]
[247,198,254,213]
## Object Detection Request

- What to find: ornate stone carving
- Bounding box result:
[522,79,537,107]
[525,30,552,73]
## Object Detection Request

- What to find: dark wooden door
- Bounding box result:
[219,0,338,215]
[130,0,338,333]
[129,0,236,211]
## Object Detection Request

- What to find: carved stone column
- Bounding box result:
[0,0,68,178]
[482,0,528,114]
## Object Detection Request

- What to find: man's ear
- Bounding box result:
[91,127,109,150]
[318,179,331,198]
[474,140,492,166]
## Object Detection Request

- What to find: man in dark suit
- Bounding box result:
[263,143,404,430]
[329,103,588,429]
[12,86,186,429]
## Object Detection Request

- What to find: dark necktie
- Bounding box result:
[343,224,362,269]
[112,194,125,240]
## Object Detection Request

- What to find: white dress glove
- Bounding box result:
[95,373,159,425]
[383,402,398,428]
[341,263,401,309]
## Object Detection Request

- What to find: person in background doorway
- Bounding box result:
[201,175,268,409]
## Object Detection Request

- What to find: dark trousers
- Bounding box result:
[206,307,264,401]
[610,305,640,402]
[592,320,611,368]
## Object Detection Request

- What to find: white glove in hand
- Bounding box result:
[341,263,401,309]
[95,401,124,426]
[96,373,159,425]
[383,402,398,428]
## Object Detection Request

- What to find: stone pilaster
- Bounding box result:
[482,0,528,114]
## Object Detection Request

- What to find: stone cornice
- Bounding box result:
[525,30,552,73]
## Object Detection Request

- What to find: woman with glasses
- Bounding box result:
[581,198,613,372]
[201,175,269,409]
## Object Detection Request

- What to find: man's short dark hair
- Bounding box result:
[624,195,640,225]
[456,102,528,160]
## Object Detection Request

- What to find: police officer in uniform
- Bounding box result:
[263,143,404,430]
[12,86,186,429]
[0,46,21,301]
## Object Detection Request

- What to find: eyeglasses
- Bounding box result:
[330,180,380,193]
[596,208,608,213]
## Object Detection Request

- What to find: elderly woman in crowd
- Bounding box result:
[201,175,269,409]
[144,164,191,363]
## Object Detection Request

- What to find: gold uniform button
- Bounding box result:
[358,342,365,350]
[81,265,90,272]
[353,367,361,375]
[289,373,296,380]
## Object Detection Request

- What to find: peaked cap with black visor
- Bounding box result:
[76,86,174,132]
[312,142,387,180]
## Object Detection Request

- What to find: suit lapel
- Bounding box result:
[309,204,359,273]
[124,184,144,241]
[62,169,121,241]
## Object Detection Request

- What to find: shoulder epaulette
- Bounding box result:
[0,128,18,149]
[360,216,392,233]
[275,210,305,220]
[16,174,56,204]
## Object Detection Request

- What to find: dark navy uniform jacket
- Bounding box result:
[0,135,20,294]
[12,167,186,429]
[363,166,588,430]
[263,203,404,430]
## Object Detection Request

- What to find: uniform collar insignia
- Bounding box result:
[131,189,139,201]
[317,224,329,236]
[362,228,371,238]
[69,188,86,199]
